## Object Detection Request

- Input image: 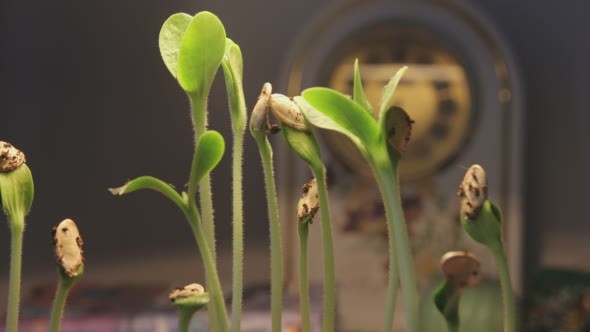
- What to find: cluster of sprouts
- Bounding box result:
[1,10,516,332]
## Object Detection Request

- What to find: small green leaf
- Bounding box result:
[461,200,502,246]
[378,66,407,121]
[173,292,210,312]
[193,131,225,185]
[298,90,378,151]
[159,13,192,79]
[433,280,460,330]
[0,164,34,224]
[353,59,373,113]
[177,12,226,95]
[221,38,247,131]
[281,124,322,170]
[109,176,185,211]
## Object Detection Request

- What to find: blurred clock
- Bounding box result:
[322,24,473,182]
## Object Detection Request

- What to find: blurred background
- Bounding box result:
[1,0,589,331]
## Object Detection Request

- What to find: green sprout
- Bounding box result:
[270,92,336,332]
[249,82,284,332]
[169,283,211,332]
[433,251,482,332]
[159,12,250,330]
[457,164,516,332]
[49,219,85,332]
[220,37,248,332]
[110,129,229,331]
[299,60,419,331]
[295,178,320,332]
[0,141,34,332]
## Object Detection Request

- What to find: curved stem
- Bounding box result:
[230,129,245,332]
[298,221,311,332]
[373,162,418,332]
[490,241,516,332]
[311,166,336,332]
[49,277,74,332]
[6,219,24,332]
[254,135,283,332]
[178,309,195,332]
[184,207,228,332]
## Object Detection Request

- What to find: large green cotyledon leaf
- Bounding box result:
[299,89,378,152]
[177,12,226,95]
[159,13,192,79]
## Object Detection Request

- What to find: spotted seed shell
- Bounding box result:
[52,219,84,277]
[0,141,26,172]
[457,164,488,219]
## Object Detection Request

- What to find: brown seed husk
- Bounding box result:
[297,178,319,222]
[440,251,481,288]
[0,141,26,172]
[52,219,84,277]
[457,164,488,219]
[169,283,205,303]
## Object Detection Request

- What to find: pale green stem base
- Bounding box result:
[254,135,283,332]
[178,309,195,332]
[6,219,24,332]
[311,166,336,332]
[490,241,516,332]
[49,277,74,332]
[298,222,311,332]
[230,130,245,332]
[373,163,418,332]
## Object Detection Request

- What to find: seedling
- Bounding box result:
[49,218,85,332]
[458,164,516,332]
[298,60,419,331]
[296,178,320,332]
[169,283,210,332]
[268,90,337,332]
[0,141,34,332]
[249,82,284,332]
[433,251,482,332]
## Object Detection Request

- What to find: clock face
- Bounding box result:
[321,24,473,182]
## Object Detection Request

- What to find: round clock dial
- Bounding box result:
[321,24,473,182]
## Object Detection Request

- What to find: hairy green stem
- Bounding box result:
[184,206,228,332]
[230,130,245,332]
[373,162,417,332]
[6,218,24,332]
[253,135,283,332]
[311,166,336,332]
[178,309,195,332]
[298,221,311,332]
[188,94,218,330]
[490,241,516,332]
[49,277,74,332]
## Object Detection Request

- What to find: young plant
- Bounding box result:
[457,164,516,332]
[433,251,482,332]
[296,178,320,332]
[298,61,419,331]
[110,130,229,331]
[0,141,34,332]
[160,13,250,330]
[169,283,210,332]
[220,38,248,332]
[249,83,284,332]
[270,92,336,332]
[49,219,85,332]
